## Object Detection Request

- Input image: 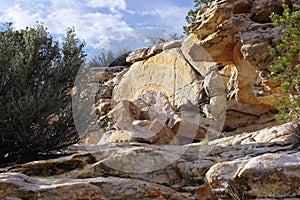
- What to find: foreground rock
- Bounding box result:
[206,151,300,199]
[0,173,187,200]
[0,122,299,199]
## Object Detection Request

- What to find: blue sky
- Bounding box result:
[0,0,194,57]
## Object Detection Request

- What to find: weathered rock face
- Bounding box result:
[0,173,187,200]
[78,0,300,144]
[74,0,299,162]
[189,0,299,106]
[0,122,299,199]
[114,48,204,107]
[115,44,230,140]
[133,90,176,127]
[110,0,300,140]
[126,43,163,63]
[108,100,142,124]
[99,120,177,145]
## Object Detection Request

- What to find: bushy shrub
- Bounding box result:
[88,47,131,68]
[269,4,300,123]
[0,23,86,163]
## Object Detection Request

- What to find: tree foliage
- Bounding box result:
[269,4,300,122]
[0,23,86,163]
[88,47,131,68]
[147,33,185,45]
[183,0,214,34]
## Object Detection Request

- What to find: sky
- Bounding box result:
[0,0,194,58]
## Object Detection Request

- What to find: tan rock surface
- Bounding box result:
[187,0,299,106]
[162,40,182,50]
[133,90,177,127]
[114,48,203,107]
[84,130,104,144]
[107,100,141,124]
[206,151,300,199]
[172,102,209,142]
[181,34,219,76]
[126,43,163,63]
[99,120,177,145]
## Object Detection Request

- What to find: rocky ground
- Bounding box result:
[1,0,300,199]
[0,122,299,199]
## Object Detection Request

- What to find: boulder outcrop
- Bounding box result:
[111,0,300,140]
[189,0,299,106]
[80,0,296,143]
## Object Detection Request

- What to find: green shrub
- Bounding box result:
[269,4,300,123]
[0,23,86,163]
[269,5,300,122]
[88,47,131,68]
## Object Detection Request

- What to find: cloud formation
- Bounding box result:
[0,0,191,49]
[86,0,126,11]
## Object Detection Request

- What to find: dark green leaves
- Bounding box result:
[269,4,300,122]
[0,23,86,163]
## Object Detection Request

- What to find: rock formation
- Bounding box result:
[0,122,299,199]
[1,0,300,199]
[111,0,297,140]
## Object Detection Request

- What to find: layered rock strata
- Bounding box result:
[0,122,299,199]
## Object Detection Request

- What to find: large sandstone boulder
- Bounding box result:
[114,48,203,107]
[206,151,300,199]
[113,47,228,140]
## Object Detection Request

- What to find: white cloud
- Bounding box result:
[45,9,132,47]
[0,0,191,50]
[0,4,43,29]
[139,5,190,30]
[0,0,18,10]
[157,6,190,29]
[75,13,132,47]
[0,0,132,49]
[86,0,126,11]
[48,0,80,9]
[88,27,174,60]
[140,10,157,16]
